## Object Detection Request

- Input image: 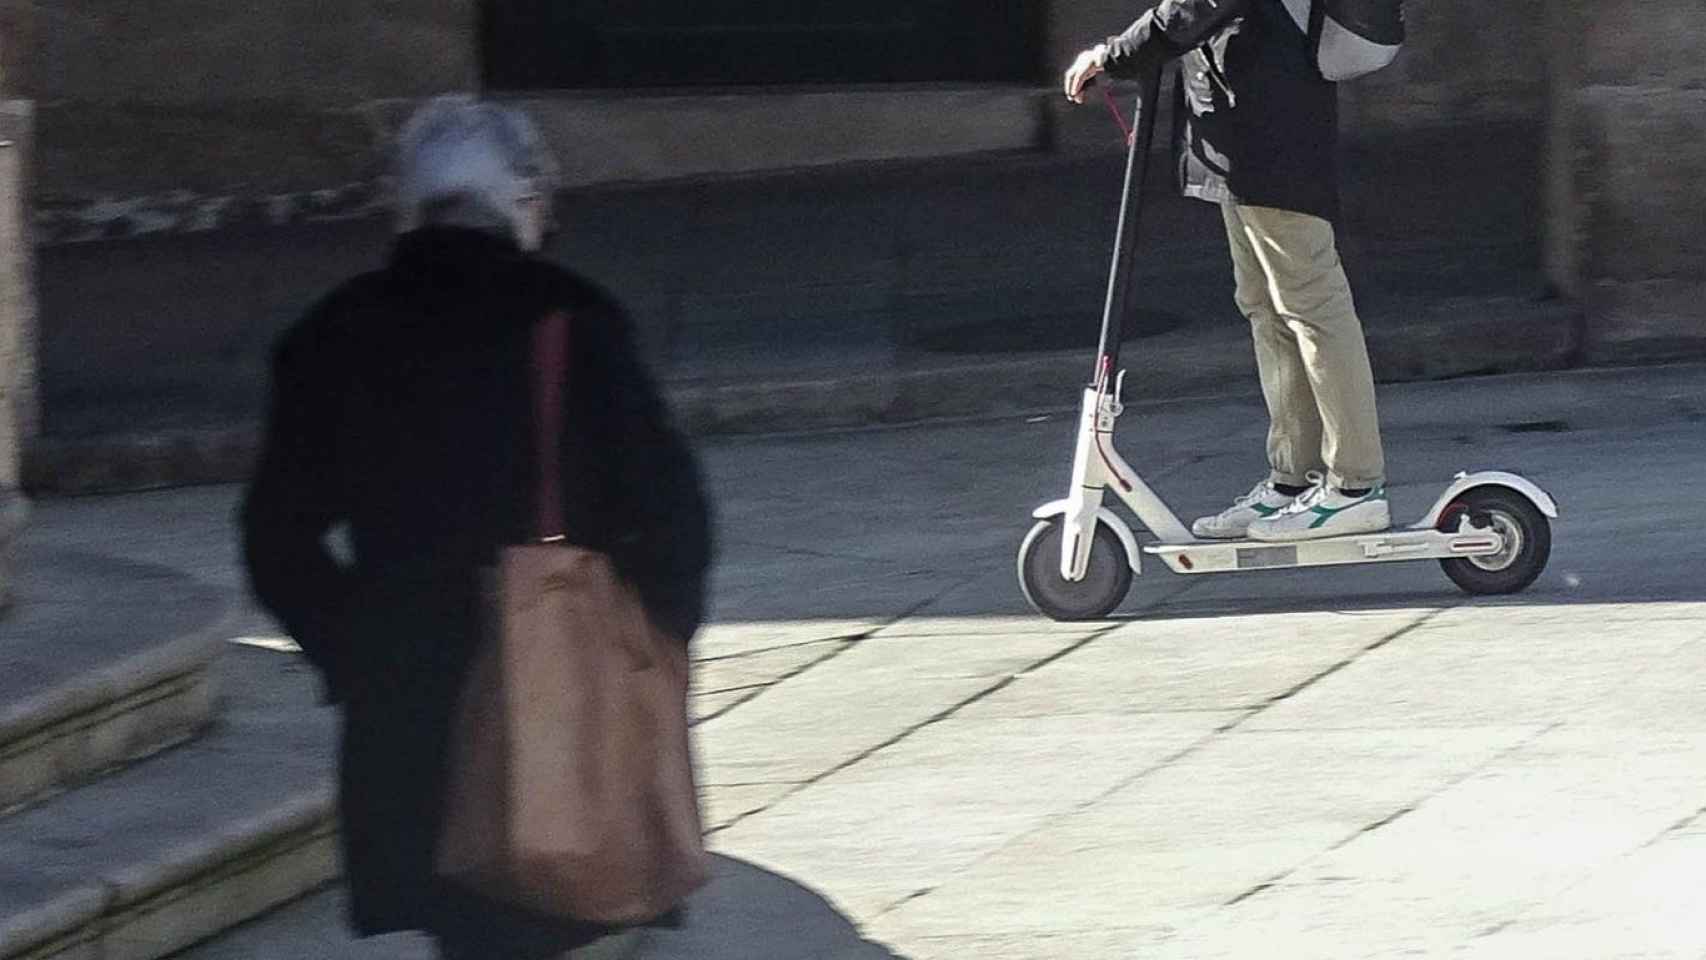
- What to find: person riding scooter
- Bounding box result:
[1064,0,1390,543]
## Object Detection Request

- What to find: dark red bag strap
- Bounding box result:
[531,310,570,541]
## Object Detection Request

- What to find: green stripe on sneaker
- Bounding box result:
[1307,489,1386,529]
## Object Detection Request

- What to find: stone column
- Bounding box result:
[1,102,33,610]
[1543,0,1706,363]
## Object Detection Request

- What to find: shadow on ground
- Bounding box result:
[175,856,907,960]
[639,855,907,960]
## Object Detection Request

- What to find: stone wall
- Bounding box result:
[1044,0,1552,243]
[1544,0,1706,363]
[23,0,475,208]
[1,102,31,605]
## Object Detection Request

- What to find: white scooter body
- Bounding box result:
[1032,379,1558,581]
[1019,68,1556,620]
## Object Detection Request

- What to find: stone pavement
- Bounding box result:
[9,362,1706,959]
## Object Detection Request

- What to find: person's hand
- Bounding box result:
[1064,44,1109,104]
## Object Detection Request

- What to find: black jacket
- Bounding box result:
[1103,0,1341,222]
[241,227,713,953]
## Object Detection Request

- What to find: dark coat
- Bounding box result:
[241,227,713,955]
[1103,0,1341,222]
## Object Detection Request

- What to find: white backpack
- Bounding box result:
[1280,0,1406,81]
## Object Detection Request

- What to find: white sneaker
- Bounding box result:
[1191,480,1298,540]
[1247,476,1391,542]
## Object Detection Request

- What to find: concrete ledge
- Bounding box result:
[0,633,342,960]
[506,86,1049,188]
[1581,278,1706,365]
[0,492,25,609]
[0,790,338,960]
[100,792,339,960]
[20,426,258,499]
[0,642,221,815]
[0,559,230,815]
[19,296,1594,495]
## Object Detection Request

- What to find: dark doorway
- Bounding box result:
[481,0,1043,90]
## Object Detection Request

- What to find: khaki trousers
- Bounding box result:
[1221,203,1386,490]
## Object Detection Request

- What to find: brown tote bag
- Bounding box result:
[435,310,710,925]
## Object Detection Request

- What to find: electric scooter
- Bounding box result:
[1018,68,1557,622]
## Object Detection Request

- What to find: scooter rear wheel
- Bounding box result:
[1436,486,1551,596]
[1018,517,1133,621]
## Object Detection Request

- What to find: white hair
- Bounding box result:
[392,95,560,241]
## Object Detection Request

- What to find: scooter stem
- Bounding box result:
[1092,64,1167,381]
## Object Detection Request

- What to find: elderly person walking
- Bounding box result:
[241,96,713,960]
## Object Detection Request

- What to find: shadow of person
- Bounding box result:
[638,855,908,960]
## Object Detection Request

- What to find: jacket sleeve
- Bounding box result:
[240,312,360,701]
[577,305,714,645]
[1103,0,1249,77]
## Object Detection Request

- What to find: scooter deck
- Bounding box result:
[1140,522,1501,575]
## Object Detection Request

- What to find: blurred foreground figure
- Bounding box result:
[1064,0,1392,543]
[242,95,713,960]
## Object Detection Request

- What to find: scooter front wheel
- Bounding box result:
[1018,517,1133,621]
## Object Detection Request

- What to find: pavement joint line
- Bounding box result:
[690,640,856,729]
[848,588,1232,917]
[867,702,1239,921]
[692,635,853,665]
[1475,918,1518,939]
[710,613,1124,838]
[692,585,965,733]
[1224,878,1279,907]
[870,603,1448,918]
[695,682,776,697]
[1218,718,1565,910]
[1646,800,1706,848]
[1256,607,1450,708]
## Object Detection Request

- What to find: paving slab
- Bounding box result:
[694,622,874,662]
[872,724,1543,943]
[695,639,856,698]
[718,709,1234,919]
[1245,605,1703,731]
[952,608,1436,718]
[1459,831,1706,960]
[694,633,1079,786]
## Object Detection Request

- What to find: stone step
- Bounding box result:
[0,646,339,960]
[0,547,229,816]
